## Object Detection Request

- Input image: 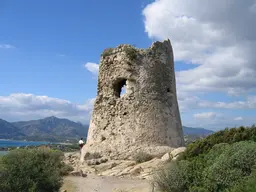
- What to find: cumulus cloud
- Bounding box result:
[193,112,218,119]
[188,112,253,129]
[198,95,256,109]
[0,44,15,49]
[143,0,256,94]
[0,93,95,123]
[84,62,99,75]
[234,117,243,121]
[142,0,256,129]
[178,95,256,111]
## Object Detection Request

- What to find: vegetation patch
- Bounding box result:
[179,125,256,160]
[123,46,138,61]
[133,151,153,164]
[0,148,73,192]
[153,125,256,192]
[101,48,114,58]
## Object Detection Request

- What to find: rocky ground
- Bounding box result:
[62,147,186,192]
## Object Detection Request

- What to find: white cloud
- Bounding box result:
[143,0,256,95]
[193,112,218,119]
[178,94,256,110]
[142,0,256,129]
[198,95,256,109]
[234,117,243,121]
[0,93,95,124]
[0,44,15,49]
[84,62,99,75]
[187,113,254,129]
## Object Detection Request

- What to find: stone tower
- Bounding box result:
[84,39,185,160]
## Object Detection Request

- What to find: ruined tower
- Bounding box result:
[85,39,185,160]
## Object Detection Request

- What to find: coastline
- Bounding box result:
[0,140,80,155]
[0,139,72,145]
[0,140,51,151]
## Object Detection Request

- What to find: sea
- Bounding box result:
[0,140,51,156]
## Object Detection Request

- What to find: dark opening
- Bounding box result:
[167,88,170,92]
[113,79,127,97]
[101,135,106,141]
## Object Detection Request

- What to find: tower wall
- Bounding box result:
[85,39,184,159]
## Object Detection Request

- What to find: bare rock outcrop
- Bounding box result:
[65,146,186,180]
[84,39,185,160]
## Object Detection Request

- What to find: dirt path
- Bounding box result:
[62,175,155,192]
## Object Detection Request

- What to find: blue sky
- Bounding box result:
[0,0,151,100]
[0,0,255,130]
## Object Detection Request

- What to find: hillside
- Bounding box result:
[12,116,89,141]
[182,126,214,136]
[0,119,25,139]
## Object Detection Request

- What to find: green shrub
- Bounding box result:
[201,141,256,191]
[154,126,256,192]
[59,163,74,176]
[133,151,153,163]
[228,168,256,192]
[101,48,114,58]
[123,46,138,60]
[0,148,72,192]
[153,141,256,192]
[153,160,190,192]
[180,125,256,160]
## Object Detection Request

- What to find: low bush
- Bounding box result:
[133,151,153,163]
[153,140,256,192]
[180,125,256,160]
[0,148,72,192]
[153,160,190,192]
[229,168,256,192]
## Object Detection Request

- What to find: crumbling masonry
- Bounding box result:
[84,39,185,160]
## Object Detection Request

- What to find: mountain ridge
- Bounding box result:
[0,116,214,142]
[0,119,26,139]
[182,126,214,136]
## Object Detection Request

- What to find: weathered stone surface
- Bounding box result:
[65,152,167,179]
[170,147,186,158]
[86,157,108,166]
[94,162,118,172]
[83,39,185,160]
[161,153,171,162]
[70,169,87,177]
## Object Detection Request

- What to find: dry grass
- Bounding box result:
[133,151,153,164]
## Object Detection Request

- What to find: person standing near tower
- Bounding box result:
[78,138,84,150]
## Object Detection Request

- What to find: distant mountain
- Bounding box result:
[12,116,89,142]
[0,119,25,139]
[182,126,214,136]
[1,116,213,142]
